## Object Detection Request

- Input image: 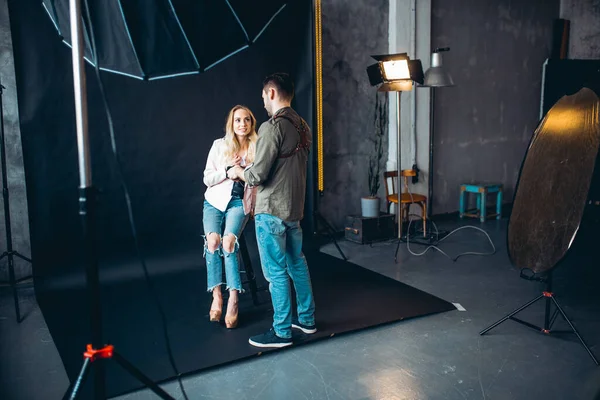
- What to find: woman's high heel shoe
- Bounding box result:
[209,297,222,322]
[209,309,222,322]
[225,300,238,329]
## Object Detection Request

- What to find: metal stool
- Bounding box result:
[238,233,262,305]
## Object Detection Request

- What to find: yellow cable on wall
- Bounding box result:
[314,0,324,193]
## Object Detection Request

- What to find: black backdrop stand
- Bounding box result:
[62,0,175,398]
[313,210,347,261]
[0,82,32,323]
[479,271,599,366]
[62,188,175,400]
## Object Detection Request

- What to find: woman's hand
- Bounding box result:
[231,154,242,166]
[227,167,238,180]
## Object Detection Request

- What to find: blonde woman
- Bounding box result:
[202,105,258,328]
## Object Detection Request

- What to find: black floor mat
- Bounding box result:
[38,244,455,399]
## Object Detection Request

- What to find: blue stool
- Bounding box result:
[459,183,503,222]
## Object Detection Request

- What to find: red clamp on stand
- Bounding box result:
[84,344,114,362]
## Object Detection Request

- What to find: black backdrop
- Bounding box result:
[541,59,600,115]
[8,0,315,285]
[7,0,316,394]
[540,59,600,215]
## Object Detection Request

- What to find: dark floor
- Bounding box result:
[2,217,600,400]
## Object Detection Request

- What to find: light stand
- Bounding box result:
[419,47,454,216]
[480,271,598,366]
[0,82,33,323]
[395,90,403,240]
[367,53,424,261]
[63,0,175,398]
[389,85,428,262]
[391,89,407,263]
[427,87,435,217]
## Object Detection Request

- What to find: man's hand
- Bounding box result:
[227,165,246,181]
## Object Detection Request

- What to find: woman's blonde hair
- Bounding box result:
[223,105,258,164]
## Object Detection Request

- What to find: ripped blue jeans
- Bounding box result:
[202,198,248,292]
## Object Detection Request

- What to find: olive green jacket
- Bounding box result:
[243,107,311,222]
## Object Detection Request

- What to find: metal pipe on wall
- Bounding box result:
[386,0,397,174]
[409,0,417,169]
[427,88,435,217]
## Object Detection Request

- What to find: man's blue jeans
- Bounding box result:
[254,214,316,339]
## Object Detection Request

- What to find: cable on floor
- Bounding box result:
[399,184,496,262]
[404,214,496,261]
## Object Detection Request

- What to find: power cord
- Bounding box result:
[81,1,189,398]
[405,214,496,261]
[400,183,496,262]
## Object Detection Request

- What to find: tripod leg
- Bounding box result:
[480,294,544,335]
[548,307,560,330]
[6,251,22,323]
[13,251,32,263]
[64,358,91,400]
[0,252,23,322]
[330,235,347,261]
[551,297,599,365]
[316,213,347,261]
[394,240,401,263]
[112,351,175,399]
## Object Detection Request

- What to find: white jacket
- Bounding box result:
[203,138,255,215]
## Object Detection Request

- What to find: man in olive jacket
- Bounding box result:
[228,72,316,347]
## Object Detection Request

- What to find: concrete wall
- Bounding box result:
[319,0,389,228]
[0,0,32,280]
[430,0,560,214]
[0,0,577,246]
[561,0,600,59]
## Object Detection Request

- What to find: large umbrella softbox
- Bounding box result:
[42,0,287,79]
[35,0,291,398]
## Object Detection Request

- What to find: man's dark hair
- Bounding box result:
[262,72,295,102]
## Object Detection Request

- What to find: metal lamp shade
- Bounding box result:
[423,67,454,87]
[423,52,454,87]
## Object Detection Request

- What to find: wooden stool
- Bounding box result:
[459,183,503,222]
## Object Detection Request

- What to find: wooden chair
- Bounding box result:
[383,170,427,237]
